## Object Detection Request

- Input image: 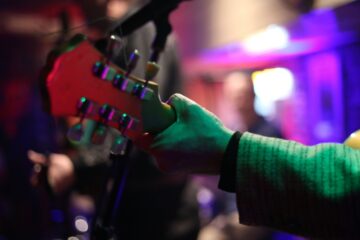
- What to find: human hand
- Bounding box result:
[138,94,233,174]
[28,150,75,194]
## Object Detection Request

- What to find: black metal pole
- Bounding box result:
[90,140,133,240]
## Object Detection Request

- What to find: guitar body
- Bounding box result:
[345,130,360,149]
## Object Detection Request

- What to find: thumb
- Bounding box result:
[134,133,155,152]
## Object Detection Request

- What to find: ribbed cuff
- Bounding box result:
[218,131,242,192]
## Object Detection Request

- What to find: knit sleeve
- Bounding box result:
[236,132,360,238]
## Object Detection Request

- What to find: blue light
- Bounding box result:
[51,209,65,223]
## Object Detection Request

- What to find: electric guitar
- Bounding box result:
[41,34,175,145]
[42,34,360,150]
[345,130,360,149]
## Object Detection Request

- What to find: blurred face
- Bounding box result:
[107,0,132,19]
[223,72,255,112]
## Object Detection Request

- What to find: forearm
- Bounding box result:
[236,132,360,238]
[141,93,360,237]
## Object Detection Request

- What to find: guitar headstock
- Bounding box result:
[41,34,175,143]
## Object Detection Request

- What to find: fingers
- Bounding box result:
[47,154,75,194]
[28,150,48,189]
[166,93,196,106]
[166,94,194,122]
[28,152,75,194]
[27,150,48,165]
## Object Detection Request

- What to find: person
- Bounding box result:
[196,71,291,240]
[0,2,85,237]
[223,71,282,138]
[137,93,360,239]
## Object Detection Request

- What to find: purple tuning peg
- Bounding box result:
[67,122,84,143]
[77,97,94,115]
[125,49,140,77]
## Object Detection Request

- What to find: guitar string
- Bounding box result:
[40,16,111,38]
[40,15,130,68]
[114,21,129,68]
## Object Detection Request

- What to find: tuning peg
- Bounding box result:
[112,50,140,92]
[106,35,123,60]
[113,73,127,90]
[92,61,105,77]
[110,134,128,155]
[91,104,115,145]
[99,104,115,122]
[125,49,140,77]
[131,61,160,99]
[145,61,160,82]
[119,113,132,132]
[91,123,107,145]
[67,97,94,143]
[92,61,116,81]
[93,35,122,81]
[67,122,84,143]
[131,83,144,97]
[77,97,94,115]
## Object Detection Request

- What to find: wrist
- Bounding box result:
[203,127,234,175]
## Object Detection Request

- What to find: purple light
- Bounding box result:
[184,7,358,72]
[306,51,344,143]
[51,209,65,223]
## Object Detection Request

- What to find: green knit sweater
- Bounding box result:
[237,132,360,239]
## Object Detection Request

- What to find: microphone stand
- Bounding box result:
[111,0,186,38]
[150,10,173,62]
[91,140,133,240]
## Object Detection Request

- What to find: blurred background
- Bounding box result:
[173,0,360,145]
[1,0,360,239]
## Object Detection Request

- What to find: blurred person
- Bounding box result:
[0,2,90,238]
[223,71,283,138]
[198,71,288,240]
[0,72,58,239]
[0,1,86,60]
